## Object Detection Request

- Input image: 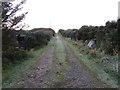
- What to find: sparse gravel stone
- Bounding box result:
[11,36,108,88]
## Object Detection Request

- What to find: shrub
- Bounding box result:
[24,33,38,50]
[2,29,17,51]
[89,50,97,58]
[2,48,28,68]
[60,20,118,55]
[33,31,50,46]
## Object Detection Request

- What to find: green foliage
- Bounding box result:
[2,28,17,51]
[104,67,118,80]
[24,33,38,50]
[2,0,56,72]
[33,31,50,45]
[78,25,96,40]
[2,0,28,68]
[3,48,27,69]
[2,0,28,29]
[89,50,97,58]
[59,20,118,55]
[2,27,55,68]
[106,21,117,29]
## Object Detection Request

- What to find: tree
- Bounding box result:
[2,0,28,29]
[106,21,117,29]
[2,0,28,68]
[78,25,90,40]
[2,0,28,51]
[118,19,120,53]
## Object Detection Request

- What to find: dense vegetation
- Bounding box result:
[2,0,55,69]
[59,20,118,55]
[2,28,55,69]
[2,0,27,69]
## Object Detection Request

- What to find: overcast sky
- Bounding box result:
[14,0,119,32]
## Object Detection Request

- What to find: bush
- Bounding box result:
[24,33,38,50]
[89,50,97,58]
[33,31,50,46]
[2,48,28,68]
[2,29,17,51]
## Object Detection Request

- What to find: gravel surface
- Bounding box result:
[11,36,108,88]
[63,40,108,88]
[12,38,56,88]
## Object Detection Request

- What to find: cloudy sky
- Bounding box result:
[14,0,119,32]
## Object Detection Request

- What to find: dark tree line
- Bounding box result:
[59,20,118,55]
[17,28,55,51]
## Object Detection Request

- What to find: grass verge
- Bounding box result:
[51,35,70,88]
[2,39,53,88]
[65,38,118,88]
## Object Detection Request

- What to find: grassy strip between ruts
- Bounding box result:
[2,38,54,88]
[64,38,118,88]
[51,35,70,88]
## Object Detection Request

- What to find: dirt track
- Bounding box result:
[63,40,107,88]
[12,35,108,88]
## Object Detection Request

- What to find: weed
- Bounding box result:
[65,38,118,88]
